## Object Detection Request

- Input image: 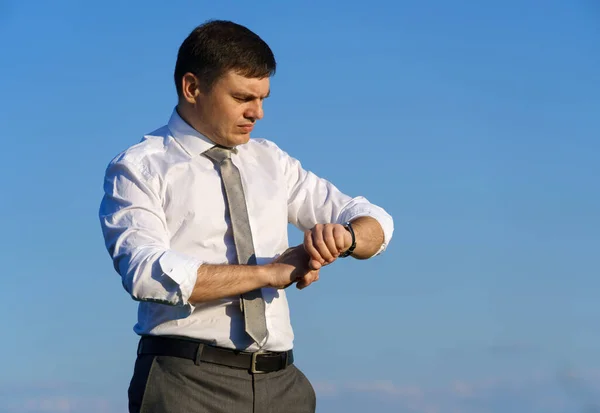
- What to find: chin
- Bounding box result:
[231,134,251,146]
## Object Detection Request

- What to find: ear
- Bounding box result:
[181,73,200,104]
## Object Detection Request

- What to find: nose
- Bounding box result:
[245,100,264,122]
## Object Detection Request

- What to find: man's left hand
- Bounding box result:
[304,223,353,270]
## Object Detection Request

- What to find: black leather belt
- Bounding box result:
[137,335,294,374]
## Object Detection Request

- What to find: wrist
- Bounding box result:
[340,221,357,257]
[260,263,276,288]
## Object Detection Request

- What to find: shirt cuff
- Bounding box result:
[338,197,394,256]
[158,250,202,306]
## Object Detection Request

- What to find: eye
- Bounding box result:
[233,95,252,102]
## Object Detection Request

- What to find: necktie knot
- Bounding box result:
[204,145,236,164]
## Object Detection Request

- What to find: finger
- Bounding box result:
[297,271,319,290]
[304,230,325,266]
[309,259,322,271]
[296,272,313,289]
[312,225,335,263]
[323,224,339,261]
[296,274,309,289]
[333,224,350,252]
[296,278,309,290]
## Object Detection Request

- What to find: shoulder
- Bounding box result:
[109,126,168,165]
[104,126,184,181]
[245,138,297,164]
[247,137,282,152]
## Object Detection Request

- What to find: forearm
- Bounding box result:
[349,216,385,259]
[189,264,271,304]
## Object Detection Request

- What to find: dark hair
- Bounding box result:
[174,20,276,97]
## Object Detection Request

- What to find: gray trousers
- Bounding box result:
[128,353,317,413]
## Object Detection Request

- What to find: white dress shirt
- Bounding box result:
[99,109,394,352]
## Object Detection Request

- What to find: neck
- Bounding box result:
[176,103,215,144]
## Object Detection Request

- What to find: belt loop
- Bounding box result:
[194,343,205,366]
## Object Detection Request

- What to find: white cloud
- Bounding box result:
[2,394,116,413]
[21,397,74,413]
[313,368,600,413]
[346,380,425,398]
[312,380,338,396]
[451,380,474,397]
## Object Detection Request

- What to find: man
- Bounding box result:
[99,20,393,413]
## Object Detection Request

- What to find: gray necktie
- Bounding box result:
[204,146,268,346]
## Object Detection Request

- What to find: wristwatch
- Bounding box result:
[340,221,356,257]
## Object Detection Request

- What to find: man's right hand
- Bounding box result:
[266,245,320,290]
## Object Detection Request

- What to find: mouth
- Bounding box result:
[238,124,254,133]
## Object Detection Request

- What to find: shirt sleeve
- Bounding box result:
[278,146,394,255]
[99,159,202,310]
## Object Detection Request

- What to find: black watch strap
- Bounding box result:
[340,221,356,257]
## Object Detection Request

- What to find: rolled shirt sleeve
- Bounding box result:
[336,196,394,255]
[278,145,394,255]
[99,159,202,309]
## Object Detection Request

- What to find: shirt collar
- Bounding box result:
[168,108,216,156]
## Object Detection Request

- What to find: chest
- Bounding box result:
[161,155,288,248]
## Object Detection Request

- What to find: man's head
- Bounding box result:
[174,20,276,148]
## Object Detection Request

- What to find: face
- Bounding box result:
[180,70,270,147]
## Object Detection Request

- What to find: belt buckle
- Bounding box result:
[251,352,266,374]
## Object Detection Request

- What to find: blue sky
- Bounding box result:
[1,0,599,412]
